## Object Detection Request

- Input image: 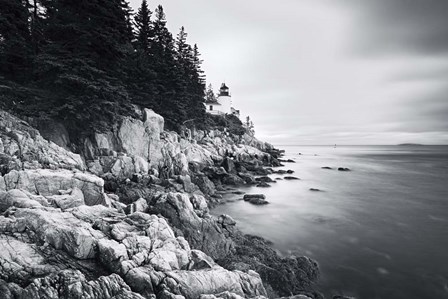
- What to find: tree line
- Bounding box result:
[0,0,208,135]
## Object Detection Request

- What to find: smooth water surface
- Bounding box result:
[212,145,448,299]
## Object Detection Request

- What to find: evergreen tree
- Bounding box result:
[188,44,206,120]
[206,84,216,102]
[126,0,156,109]
[151,5,186,129]
[134,0,152,52]
[193,44,205,84]
[152,5,175,60]
[245,116,255,136]
[175,26,189,62]
[33,0,135,133]
[0,0,220,140]
[0,0,31,82]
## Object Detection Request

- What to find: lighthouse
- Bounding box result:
[205,83,239,116]
[217,83,231,114]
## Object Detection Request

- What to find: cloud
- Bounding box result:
[345,0,448,57]
[128,0,448,145]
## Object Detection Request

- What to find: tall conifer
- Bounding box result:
[134,0,152,52]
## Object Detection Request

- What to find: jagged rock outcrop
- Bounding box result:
[0,108,320,299]
[219,235,320,298]
[0,202,267,299]
[0,110,85,172]
[0,169,106,206]
[150,192,236,260]
[0,270,145,299]
[73,107,272,182]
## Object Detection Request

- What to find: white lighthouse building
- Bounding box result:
[205,83,239,117]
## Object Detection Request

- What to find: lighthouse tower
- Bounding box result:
[205,83,239,116]
[217,83,232,114]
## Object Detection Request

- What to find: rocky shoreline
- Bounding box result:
[0,108,322,299]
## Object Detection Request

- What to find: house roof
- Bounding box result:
[205,98,221,105]
[220,83,229,90]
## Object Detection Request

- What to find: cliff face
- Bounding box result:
[79,107,274,181]
[0,110,85,172]
[0,109,319,299]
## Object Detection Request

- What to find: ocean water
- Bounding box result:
[212,145,448,299]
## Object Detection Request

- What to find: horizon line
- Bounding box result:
[272,144,448,146]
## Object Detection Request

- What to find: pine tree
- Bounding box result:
[245,116,255,136]
[33,0,135,133]
[0,0,31,82]
[0,0,216,138]
[206,84,216,102]
[152,5,175,59]
[193,44,205,82]
[175,26,189,62]
[126,0,157,110]
[188,44,206,119]
[151,5,187,129]
[134,0,152,52]
[121,0,134,43]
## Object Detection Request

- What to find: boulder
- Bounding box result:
[173,153,189,176]
[110,156,135,178]
[0,189,44,212]
[222,157,236,174]
[117,109,164,163]
[255,176,275,183]
[1,169,106,206]
[217,214,237,227]
[243,194,266,201]
[274,170,287,174]
[203,167,228,180]
[189,194,209,215]
[124,267,158,298]
[221,235,320,297]
[284,176,300,180]
[151,193,235,260]
[256,182,271,188]
[188,249,216,270]
[13,208,105,259]
[176,175,198,193]
[221,174,245,186]
[191,174,216,196]
[283,159,296,163]
[237,173,256,184]
[200,292,245,299]
[134,156,150,174]
[164,268,266,299]
[46,187,85,210]
[125,197,149,214]
[98,239,129,272]
[248,198,269,205]
[338,167,351,172]
[0,236,58,284]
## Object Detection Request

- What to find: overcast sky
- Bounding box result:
[129,0,448,145]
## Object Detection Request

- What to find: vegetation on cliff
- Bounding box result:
[0,0,226,134]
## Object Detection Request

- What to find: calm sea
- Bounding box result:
[212,145,448,299]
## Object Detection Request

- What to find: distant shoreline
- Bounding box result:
[272,144,448,147]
